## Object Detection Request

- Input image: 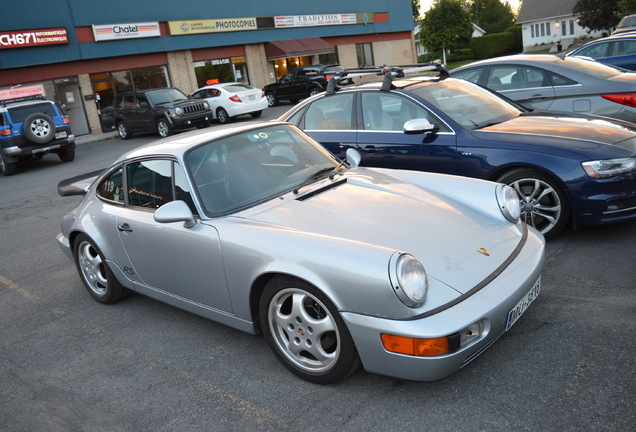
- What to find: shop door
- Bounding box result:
[55,81,90,136]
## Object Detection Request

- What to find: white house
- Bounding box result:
[414,22,486,57]
[517,0,603,51]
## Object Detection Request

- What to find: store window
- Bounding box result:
[272,57,312,79]
[194,56,250,88]
[319,49,339,65]
[356,43,374,67]
[90,66,170,132]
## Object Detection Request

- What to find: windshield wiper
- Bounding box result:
[293,167,334,194]
[475,121,503,129]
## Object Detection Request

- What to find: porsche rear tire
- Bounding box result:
[260,276,360,384]
[73,234,129,304]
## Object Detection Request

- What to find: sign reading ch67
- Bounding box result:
[0,28,68,49]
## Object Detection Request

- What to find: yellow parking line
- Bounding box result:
[0,275,44,304]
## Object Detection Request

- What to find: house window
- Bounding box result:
[531,25,535,38]
[561,21,566,36]
[356,43,374,67]
[546,22,551,36]
[540,23,545,37]
[569,20,575,35]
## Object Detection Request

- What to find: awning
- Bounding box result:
[265,38,334,61]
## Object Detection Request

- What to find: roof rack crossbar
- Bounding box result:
[323,61,449,94]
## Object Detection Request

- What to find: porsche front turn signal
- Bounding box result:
[381,333,449,357]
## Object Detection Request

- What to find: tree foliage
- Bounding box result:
[419,0,473,53]
[618,0,636,14]
[412,0,420,19]
[469,0,515,34]
[573,0,621,31]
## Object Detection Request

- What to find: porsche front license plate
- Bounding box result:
[506,277,541,330]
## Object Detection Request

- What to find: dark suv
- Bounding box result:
[262,64,345,107]
[0,95,75,176]
[112,88,212,139]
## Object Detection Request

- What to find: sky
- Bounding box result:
[419,0,522,16]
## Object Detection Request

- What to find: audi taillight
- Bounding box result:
[602,93,636,108]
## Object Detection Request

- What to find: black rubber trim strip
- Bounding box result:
[296,178,347,201]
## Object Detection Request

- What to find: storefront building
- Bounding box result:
[0,1,416,135]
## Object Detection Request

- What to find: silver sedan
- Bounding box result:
[451,55,636,123]
[56,122,545,383]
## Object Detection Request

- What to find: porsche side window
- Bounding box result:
[126,160,174,209]
[303,93,354,130]
[97,167,124,204]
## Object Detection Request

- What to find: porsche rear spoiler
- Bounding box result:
[57,169,103,196]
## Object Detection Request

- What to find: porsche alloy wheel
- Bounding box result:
[74,234,128,304]
[498,168,570,239]
[260,277,359,384]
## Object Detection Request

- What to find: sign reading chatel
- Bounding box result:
[168,18,258,35]
[92,22,161,41]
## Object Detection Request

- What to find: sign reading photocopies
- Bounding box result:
[168,18,258,35]
[92,22,161,41]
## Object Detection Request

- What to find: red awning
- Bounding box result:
[265,38,334,61]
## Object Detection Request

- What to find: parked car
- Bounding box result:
[450,55,636,124]
[112,88,212,139]
[613,14,636,35]
[56,122,545,384]
[0,94,75,176]
[278,67,636,239]
[262,64,345,107]
[190,82,267,124]
[565,33,636,70]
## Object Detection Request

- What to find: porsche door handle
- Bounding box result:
[117,223,133,233]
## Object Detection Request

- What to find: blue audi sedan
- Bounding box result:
[278,72,636,238]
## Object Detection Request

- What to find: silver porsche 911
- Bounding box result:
[57,122,545,384]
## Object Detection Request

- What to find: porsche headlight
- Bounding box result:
[582,158,636,178]
[389,253,428,307]
[496,184,521,223]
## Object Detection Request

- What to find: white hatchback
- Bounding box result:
[191,82,268,124]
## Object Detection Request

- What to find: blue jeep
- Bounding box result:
[0,95,75,176]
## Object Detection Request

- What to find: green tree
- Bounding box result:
[469,0,515,34]
[419,0,473,58]
[412,0,421,19]
[618,0,636,14]
[573,0,621,31]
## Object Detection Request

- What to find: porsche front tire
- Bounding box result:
[260,276,360,384]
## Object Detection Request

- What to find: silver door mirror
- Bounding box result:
[346,148,361,168]
[154,200,196,228]
[404,118,436,135]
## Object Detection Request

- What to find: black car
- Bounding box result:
[112,88,212,139]
[262,64,345,107]
[0,95,75,176]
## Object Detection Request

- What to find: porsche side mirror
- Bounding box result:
[154,200,196,228]
[346,148,361,168]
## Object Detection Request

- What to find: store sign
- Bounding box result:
[274,13,372,28]
[0,84,46,100]
[0,28,68,50]
[92,22,161,41]
[168,18,257,35]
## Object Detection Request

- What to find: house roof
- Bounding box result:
[517,0,578,23]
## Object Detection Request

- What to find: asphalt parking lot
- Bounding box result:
[1,106,634,431]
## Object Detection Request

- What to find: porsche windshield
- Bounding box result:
[410,79,522,130]
[186,125,339,215]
